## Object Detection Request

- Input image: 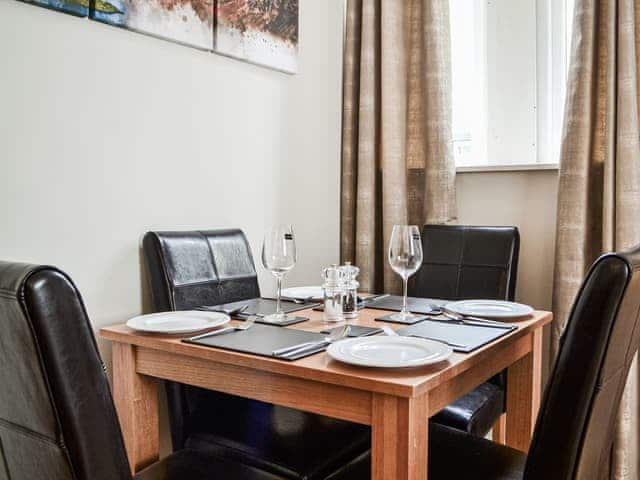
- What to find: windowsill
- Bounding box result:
[456,163,559,173]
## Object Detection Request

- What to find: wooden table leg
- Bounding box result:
[112,342,159,473]
[371,393,428,480]
[505,328,543,452]
[492,414,506,444]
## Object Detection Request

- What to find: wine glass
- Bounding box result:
[388,225,424,322]
[262,225,297,322]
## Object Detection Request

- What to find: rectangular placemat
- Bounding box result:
[364,295,447,314]
[183,324,327,361]
[200,298,318,317]
[397,320,516,353]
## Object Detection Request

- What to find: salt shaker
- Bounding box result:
[340,262,360,320]
[322,264,345,322]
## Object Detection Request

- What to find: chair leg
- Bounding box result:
[492,414,506,444]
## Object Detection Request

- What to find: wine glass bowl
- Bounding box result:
[388,225,423,321]
[262,225,296,322]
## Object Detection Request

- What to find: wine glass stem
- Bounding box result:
[276,275,283,315]
[402,276,408,315]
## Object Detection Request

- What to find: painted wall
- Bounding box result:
[457,169,559,378]
[0,0,344,328]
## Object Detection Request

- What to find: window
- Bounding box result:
[449,0,574,169]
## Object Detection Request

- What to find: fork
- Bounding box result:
[272,325,352,358]
[382,325,467,349]
[196,305,248,316]
[186,316,256,341]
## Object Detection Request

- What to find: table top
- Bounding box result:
[100,306,552,398]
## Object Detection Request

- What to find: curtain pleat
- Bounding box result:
[341,0,456,293]
[552,0,640,477]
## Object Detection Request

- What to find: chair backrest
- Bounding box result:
[142,229,261,450]
[409,225,520,301]
[525,246,640,479]
[0,262,131,480]
[142,229,260,311]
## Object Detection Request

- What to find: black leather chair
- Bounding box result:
[409,225,520,437]
[0,261,285,480]
[142,229,370,480]
[328,244,640,479]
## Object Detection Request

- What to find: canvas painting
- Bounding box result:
[90,0,214,50]
[19,0,89,17]
[215,0,298,73]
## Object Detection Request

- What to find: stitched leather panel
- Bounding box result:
[525,249,640,479]
[410,225,520,302]
[134,449,287,480]
[0,264,58,438]
[0,423,73,480]
[0,262,132,480]
[431,382,504,436]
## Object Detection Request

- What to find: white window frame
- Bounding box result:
[455,0,572,173]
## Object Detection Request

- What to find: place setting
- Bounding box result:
[124,224,534,368]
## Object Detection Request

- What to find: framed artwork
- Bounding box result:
[18,0,89,16]
[90,0,214,50]
[17,0,299,73]
[215,0,298,73]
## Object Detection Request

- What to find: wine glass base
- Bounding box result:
[389,311,419,322]
[375,312,429,325]
[263,312,288,323]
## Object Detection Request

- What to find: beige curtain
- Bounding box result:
[341,0,456,293]
[552,0,640,478]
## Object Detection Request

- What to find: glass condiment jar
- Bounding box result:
[339,262,360,320]
[322,264,345,322]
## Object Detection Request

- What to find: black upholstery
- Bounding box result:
[410,225,520,302]
[136,449,286,480]
[429,382,504,436]
[326,244,640,479]
[326,423,527,480]
[410,225,519,437]
[142,229,370,480]
[0,261,284,480]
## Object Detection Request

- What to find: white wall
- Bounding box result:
[457,169,559,378]
[0,0,344,329]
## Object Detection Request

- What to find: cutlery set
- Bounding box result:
[131,296,529,364]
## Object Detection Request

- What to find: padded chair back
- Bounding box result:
[410,225,519,301]
[143,229,260,311]
[0,262,131,480]
[525,246,640,479]
[142,229,260,450]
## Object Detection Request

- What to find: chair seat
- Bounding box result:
[135,449,288,480]
[431,381,504,436]
[183,394,371,480]
[326,423,526,480]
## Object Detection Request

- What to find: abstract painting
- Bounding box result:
[90,0,214,50]
[18,0,89,17]
[215,0,298,73]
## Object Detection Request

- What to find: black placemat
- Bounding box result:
[201,297,318,316]
[364,295,447,314]
[397,320,516,353]
[183,324,327,361]
[320,325,383,337]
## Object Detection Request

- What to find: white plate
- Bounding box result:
[126,311,230,334]
[281,286,324,300]
[327,336,452,368]
[444,300,534,319]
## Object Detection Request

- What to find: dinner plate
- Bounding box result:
[281,286,324,300]
[126,311,230,334]
[327,336,452,368]
[444,300,534,319]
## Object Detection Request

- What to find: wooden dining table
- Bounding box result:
[100,305,552,480]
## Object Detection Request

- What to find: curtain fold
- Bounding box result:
[341,0,456,294]
[552,0,640,477]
